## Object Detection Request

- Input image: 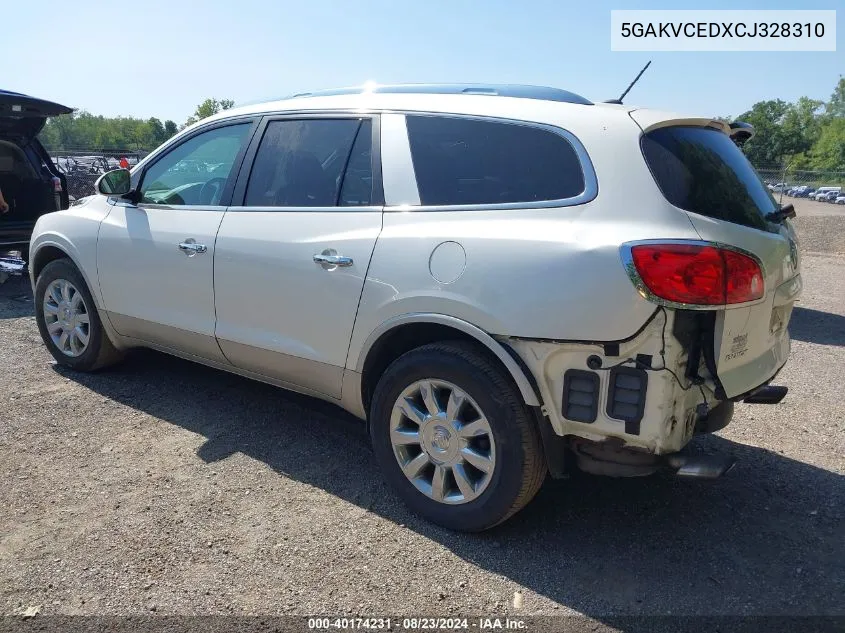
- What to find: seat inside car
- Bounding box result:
[259,150,335,207]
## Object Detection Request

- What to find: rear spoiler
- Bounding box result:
[728,121,755,146]
[628,109,755,145]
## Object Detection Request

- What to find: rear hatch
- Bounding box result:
[0,91,73,236]
[0,90,73,140]
[631,110,801,399]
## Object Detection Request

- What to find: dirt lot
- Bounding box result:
[1,198,843,624]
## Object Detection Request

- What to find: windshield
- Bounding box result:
[641,125,779,233]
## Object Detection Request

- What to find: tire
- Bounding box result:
[34,258,124,371]
[369,341,547,532]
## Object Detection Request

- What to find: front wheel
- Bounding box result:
[34,258,124,371]
[369,341,547,532]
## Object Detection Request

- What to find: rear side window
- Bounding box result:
[244,118,372,207]
[405,115,585,206]
[641,126,779,232]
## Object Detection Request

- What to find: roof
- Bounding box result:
[178,83,719,154]
[200,83,605,131]
[284,84,593,105]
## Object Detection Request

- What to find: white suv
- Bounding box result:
[29,84,802,531]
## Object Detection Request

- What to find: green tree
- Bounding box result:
[736,99,790,165]
[808,118,845,171]
[184,97,235,127]
[781,97,824,156]
[147,117,167,146]
[39,111,180,151]
[824,76,845,118]
[738,95,828,167]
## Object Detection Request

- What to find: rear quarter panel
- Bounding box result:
[347,105,703,369]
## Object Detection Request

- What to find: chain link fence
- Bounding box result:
[47,149,148,200]
[754,163,845,204]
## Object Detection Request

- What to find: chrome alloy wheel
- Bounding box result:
[43,279,90,357]
[390,379,496,505]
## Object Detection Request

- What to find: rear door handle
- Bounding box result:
[313,252,353,267]
[178,239,207,256]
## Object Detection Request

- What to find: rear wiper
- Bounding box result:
[765,203,796,224]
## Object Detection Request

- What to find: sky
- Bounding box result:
[2,0,842,124]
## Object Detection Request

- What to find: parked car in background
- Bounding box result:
[795,188,816,198]
[27,84,801,531]
[786,186,805,197]
[769,182,790,193]
[813,186,841,201]
[823,190,841,203]
[0,90,72,261]
[835,195,845,205]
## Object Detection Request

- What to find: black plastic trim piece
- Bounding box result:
[562,369,600,424]
[636,353,653,369]
[532,406,568,479]
[606,366,648,435]
[499,341,544,406]
[499,342,566,478]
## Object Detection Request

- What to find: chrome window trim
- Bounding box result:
[230,112,383,210]
[619,239,768,311]
[386,112,598,213]
[175,108,598,213]
[223,205,383,214]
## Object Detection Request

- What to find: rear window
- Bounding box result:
[406,115,585,207]
[641,126,778,232]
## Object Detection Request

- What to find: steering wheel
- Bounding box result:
[198,178,227,205]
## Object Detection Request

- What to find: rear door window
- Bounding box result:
[641,126,779,232]
[405,115,585,206]
[244,118,372,207]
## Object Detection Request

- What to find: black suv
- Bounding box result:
[0,90,72,261]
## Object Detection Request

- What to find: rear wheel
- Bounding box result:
[34,258,124,371]
[370,341,547,531]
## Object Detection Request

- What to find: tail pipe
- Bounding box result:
[665,452,736,479]
[743,385,788,404]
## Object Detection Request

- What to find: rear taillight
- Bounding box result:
[629,243,764,306]
[52,176,63,193]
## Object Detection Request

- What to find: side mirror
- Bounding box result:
[96,168,131,196]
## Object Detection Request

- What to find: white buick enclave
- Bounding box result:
[29,84,801,530]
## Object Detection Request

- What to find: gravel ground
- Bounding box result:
[0,205,843,625]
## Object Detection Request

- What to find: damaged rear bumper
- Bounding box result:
[500,307,789,476]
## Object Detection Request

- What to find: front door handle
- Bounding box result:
[313,251,353,268]
[178,239,207,256]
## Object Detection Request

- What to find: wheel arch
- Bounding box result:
[29,238,102,309]
[355,314,542,418]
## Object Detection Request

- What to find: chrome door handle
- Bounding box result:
[313,252,353,267]
[178,239,207,256]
